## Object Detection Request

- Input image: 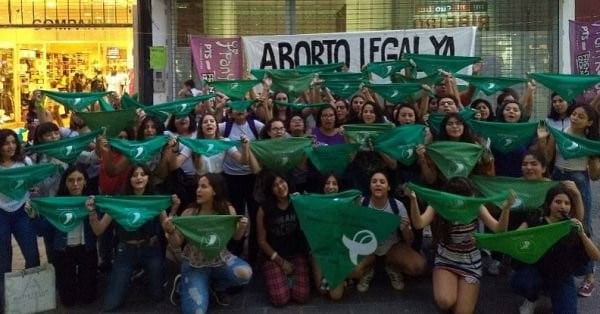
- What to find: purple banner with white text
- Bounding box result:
[569,20,600,102]
[190,36,243,82]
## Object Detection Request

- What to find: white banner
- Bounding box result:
[242,27,477,73]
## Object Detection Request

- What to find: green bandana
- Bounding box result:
[373,124,425,166]
[273,100,329,111]
[366,83,423,104]
[403,54,481,76]
[528,73,600,102]
[408,182,507,224]
[290,194,400,289]
[42,91,111,112]
[319,72,366,82]
[178,137,240,157]
[94,195,172,231]
[454,74,527,96]
[108,135,169,164]
[343,123,395,146]
[209,80,260,100]
[120,93,145,110]
[294,190,362,208]
[304,144,360,175]
[363,60,412,78]
[98,98,115,112]
[426,141,483,178]
[471,175,559,211]
[468,120,538,154]
[475,220,573,264]
[323,80,362,99]
[30,197,89,233]
[26,130,101,164]
[76,108,136,137]
[297,62,345,74]
[268,70,314,98]
[0,164,58,199]
[172,215,240,260]
[549,126,600,159]
[392,72,442,87]
[228,100,255,112]
[250,137,312,172]
[427,108,476,135]
[145,94,215,120]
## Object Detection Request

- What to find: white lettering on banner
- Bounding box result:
[242,27,477,72]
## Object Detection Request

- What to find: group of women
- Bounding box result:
[1,67,600,314]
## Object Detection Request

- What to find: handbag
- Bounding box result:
[4,264,56,314]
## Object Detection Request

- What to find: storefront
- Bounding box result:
[0,0,136,127]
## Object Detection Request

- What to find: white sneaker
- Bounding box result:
[487,259,501,276]
[385,266,405,290]
[356,269,375,292]
[518,299,538,314]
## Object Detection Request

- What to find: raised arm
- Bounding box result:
[479,191,516,233]
[86,196,112,236]
[405,186,435,229]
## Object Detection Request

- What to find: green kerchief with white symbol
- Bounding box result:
[145,94,215,120]
[549,126,600,159]
[297,62,345,74]
[26,130,101,164]
[366,83,423,104]
[250,137,312,173]
[304,144,360,175]
[373,124,425,166]
[94,195,172,231]
[468,120,538,154]
[528,73,600,102]
[408,182,507,224]
[291,193,400,289]
[172,215,240,260]
[427,108,476,135]
[475,220,573,264]
[178,137,240,158]
[268,70,314,98]
[403,54,481,76]
[273,100,329,111]
[454,74,527,96]
[31,196,89,233]
[209,80,260,100]
[42,91,111,112]
[426,141,483,179]
[108,135,169,164]
[471,175,559,211]
[342,123,395,146]
[363,60,413,78]
[77,108,137,137]
[0,164,58,200]
[323,80,362,99]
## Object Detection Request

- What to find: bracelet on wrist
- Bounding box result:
[270,252,278,261]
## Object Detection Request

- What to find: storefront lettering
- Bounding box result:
[414,15,490,31]
[32,18,86,29]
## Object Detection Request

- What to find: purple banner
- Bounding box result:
[569,20,600,102]
[190,36,243,82]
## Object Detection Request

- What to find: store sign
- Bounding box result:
[190,36,243,81]
[242,27,477,72]
[107,47,121,59]
[569,20,600,102]
[413,1,490,31]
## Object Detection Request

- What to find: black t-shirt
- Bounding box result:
[263,203,308,258]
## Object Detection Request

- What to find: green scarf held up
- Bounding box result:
[549,126,600,159]
[468,120,538,154]
[426,141,483,179]
[427,108,476,135]
[273,100,329,111]
[108,135,169,164]
[363,60,413,78]
[470,175,559,211]
[178,137,240,157]
[209,80,260,100]
[304,144,360,175]
[408,182,507,224]
[392,72,442,88]
[30,197,89,233]
[373,124,425,166]
[172,215,241,260]
[297,62,345,74]
[120,93,145,110]
[475,220,573,264]
[323,80,362,99]
[403,54,481,76]
[94,195,172,231]
[250,137,312,172]
[268,70,314,98]
[26,130,101,164]
[366,83,423,104]
[98,98,115,112]
[319,72,366,82]
[42,90,111,112]
[76,108,136,138]
[454,74,527,96]
[144,94,215,120]
[0,164,58,200]
[343,123,395,146]
[528,73,600,102]
[290,193,400,289]
[294,190,362,208]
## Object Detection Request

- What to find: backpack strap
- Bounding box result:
[246,117,259,139]
[361,196,370,207]
[389,197,400,215]
[223,120,234,138]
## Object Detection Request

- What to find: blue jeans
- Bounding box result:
[511,265,577,313]
[180,256,252,314]
[103,242,165,312]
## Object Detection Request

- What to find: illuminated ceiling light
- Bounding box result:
[47,1,57,8]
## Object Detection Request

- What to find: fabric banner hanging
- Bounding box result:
[190,36,243,81]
